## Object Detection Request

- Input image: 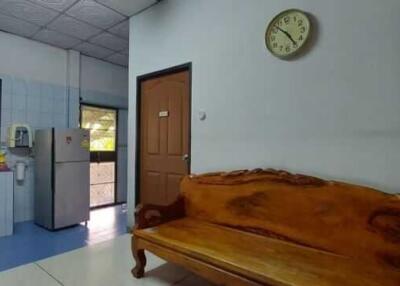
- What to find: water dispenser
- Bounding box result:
[8,124,33,148]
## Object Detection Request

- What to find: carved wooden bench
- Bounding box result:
[132,169,400,286]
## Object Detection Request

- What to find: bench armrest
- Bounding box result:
[134,196,185,230]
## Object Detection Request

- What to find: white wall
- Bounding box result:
[80,55,128,108]
[128,0,400,226]
[81,55,128,101]
[0,32,67,85]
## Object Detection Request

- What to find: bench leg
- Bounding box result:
[131,237,146,278]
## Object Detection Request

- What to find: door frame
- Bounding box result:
[135,62,192,206]
[79,102,120,209]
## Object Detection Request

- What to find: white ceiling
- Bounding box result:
[0,0,159,67]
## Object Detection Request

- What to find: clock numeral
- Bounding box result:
[279,45,283,51]
[273,42,278,48]
[278,20,283,26]
[298,35,303,41]
[284,16,290,24]
[285,46,291,53]
[293,16,297,23]
[293,43,298,49]
[270,35,276,41]
[272,27,278,34]
[298,19,303,27]
[300,26,306,33]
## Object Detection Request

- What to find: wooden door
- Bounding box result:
[139,70,190,206]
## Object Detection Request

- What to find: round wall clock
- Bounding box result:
[265,9,312,59]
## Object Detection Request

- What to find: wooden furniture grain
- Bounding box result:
[132,169,400,286]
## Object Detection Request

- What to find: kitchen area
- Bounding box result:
[0,47,129,272]
[0,0,144,280]
[0,119,128,270]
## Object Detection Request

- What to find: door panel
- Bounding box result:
[140,70,190,205]
[166,173,183,205]
[90,162,115,207]
[167,90,183,155]
[143,171,162,205]
[147,93,161,155]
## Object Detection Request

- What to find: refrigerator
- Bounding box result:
[34,128,90,230]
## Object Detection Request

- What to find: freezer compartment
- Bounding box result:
[54,161,90,229]
[54,129,90,163]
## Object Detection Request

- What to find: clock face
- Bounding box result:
[265,9,311,59]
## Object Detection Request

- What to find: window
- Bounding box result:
[81,105,117,152]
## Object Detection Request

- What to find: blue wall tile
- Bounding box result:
[29,81,42,97]
[26,111,40,128]
[53,114,67,128]
[2,92,12,110]
[0,74,13,95]
[12,78,27,97]
[12,94,27,111]
[11,109,26,123]
[0,76,69,223]
[39,112,53,128]
[1,109,12,127]
[27,94,41,112]
[1,109,11,141]
[1,75,127,224]
[68,87,80,128]
[53,97,67,115]
[40,94,53,113]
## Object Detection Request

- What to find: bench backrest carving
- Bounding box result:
[181,169,400,270]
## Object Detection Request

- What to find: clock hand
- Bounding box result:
[274,25,297,46]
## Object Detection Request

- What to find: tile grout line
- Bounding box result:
[34,263,65,286]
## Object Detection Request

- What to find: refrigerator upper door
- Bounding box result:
[54,129,90,163]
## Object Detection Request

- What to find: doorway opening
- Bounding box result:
[80,104,118,208]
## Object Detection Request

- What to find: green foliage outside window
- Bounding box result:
[81,106,117,152]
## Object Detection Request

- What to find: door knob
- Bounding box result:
[182,154,189,161]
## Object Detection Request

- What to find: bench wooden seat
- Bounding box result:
[135,218,400,286]
[132,169,400,286]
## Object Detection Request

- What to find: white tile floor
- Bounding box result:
[0,234,214,286]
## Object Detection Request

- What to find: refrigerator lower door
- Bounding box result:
[54,161,90,229]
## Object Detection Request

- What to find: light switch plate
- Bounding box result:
[198,110,207,121]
